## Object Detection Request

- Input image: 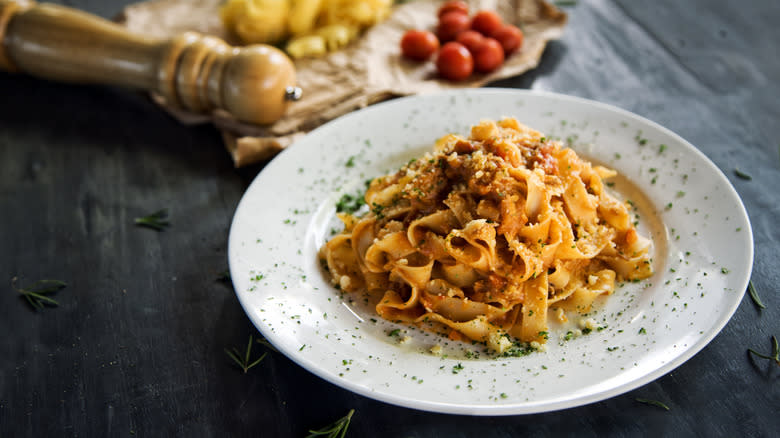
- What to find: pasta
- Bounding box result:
[319,118,653,353]
[221,0,393,58]
[221,0,290,45]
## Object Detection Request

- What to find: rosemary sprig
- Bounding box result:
[134,209,170,231]
[12,277,66,310]
[217,270,231,282]
[734,168,752,180]
[225,335,268,373]
[306,409,355,438]
[554,0,578,6]
[747,281,766,309]
[635,398,670,411]
[747,336,779,366]
[256,335,279,353]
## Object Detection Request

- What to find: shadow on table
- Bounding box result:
[0,73,241,173]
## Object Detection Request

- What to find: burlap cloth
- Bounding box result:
[118,0,567,166]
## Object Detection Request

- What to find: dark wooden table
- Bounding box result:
[2,1,778,436]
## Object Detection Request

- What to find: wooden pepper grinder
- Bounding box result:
[0,0,301,125]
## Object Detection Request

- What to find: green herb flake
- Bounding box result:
[335,192,365,214]
[636,398,670,411]
[734,168,752,180]
[134,209,170,231]
[217,270,231,282]
[12,277,66,310]
[371,202,386,219]
[638,327,647,335]
[747,281,766,309]
[225,335,268,374]
[388,329,400,337]
[746,336,779,366]
[345,156,355,168]
[452,363,464,374]
[306,409,355,438]
[255,336,278,352]
[721,267,729,274]
[658,144,667,154]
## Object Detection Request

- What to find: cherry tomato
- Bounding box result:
[436,42,474,81]
[474,37,504,73]
[470,10,503,37]
[437,0,469,18]
[437,11,471,42]
[400,30,440,61]
[492,25,524,55]
[455,30,485,55]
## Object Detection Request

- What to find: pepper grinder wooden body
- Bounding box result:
[0,0,300,125]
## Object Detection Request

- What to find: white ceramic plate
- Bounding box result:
[228,89,752,415]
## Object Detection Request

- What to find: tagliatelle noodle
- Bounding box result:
[320,118,653,353]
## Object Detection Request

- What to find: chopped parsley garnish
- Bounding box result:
[335,192,365,214]
[371,203,386,219]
